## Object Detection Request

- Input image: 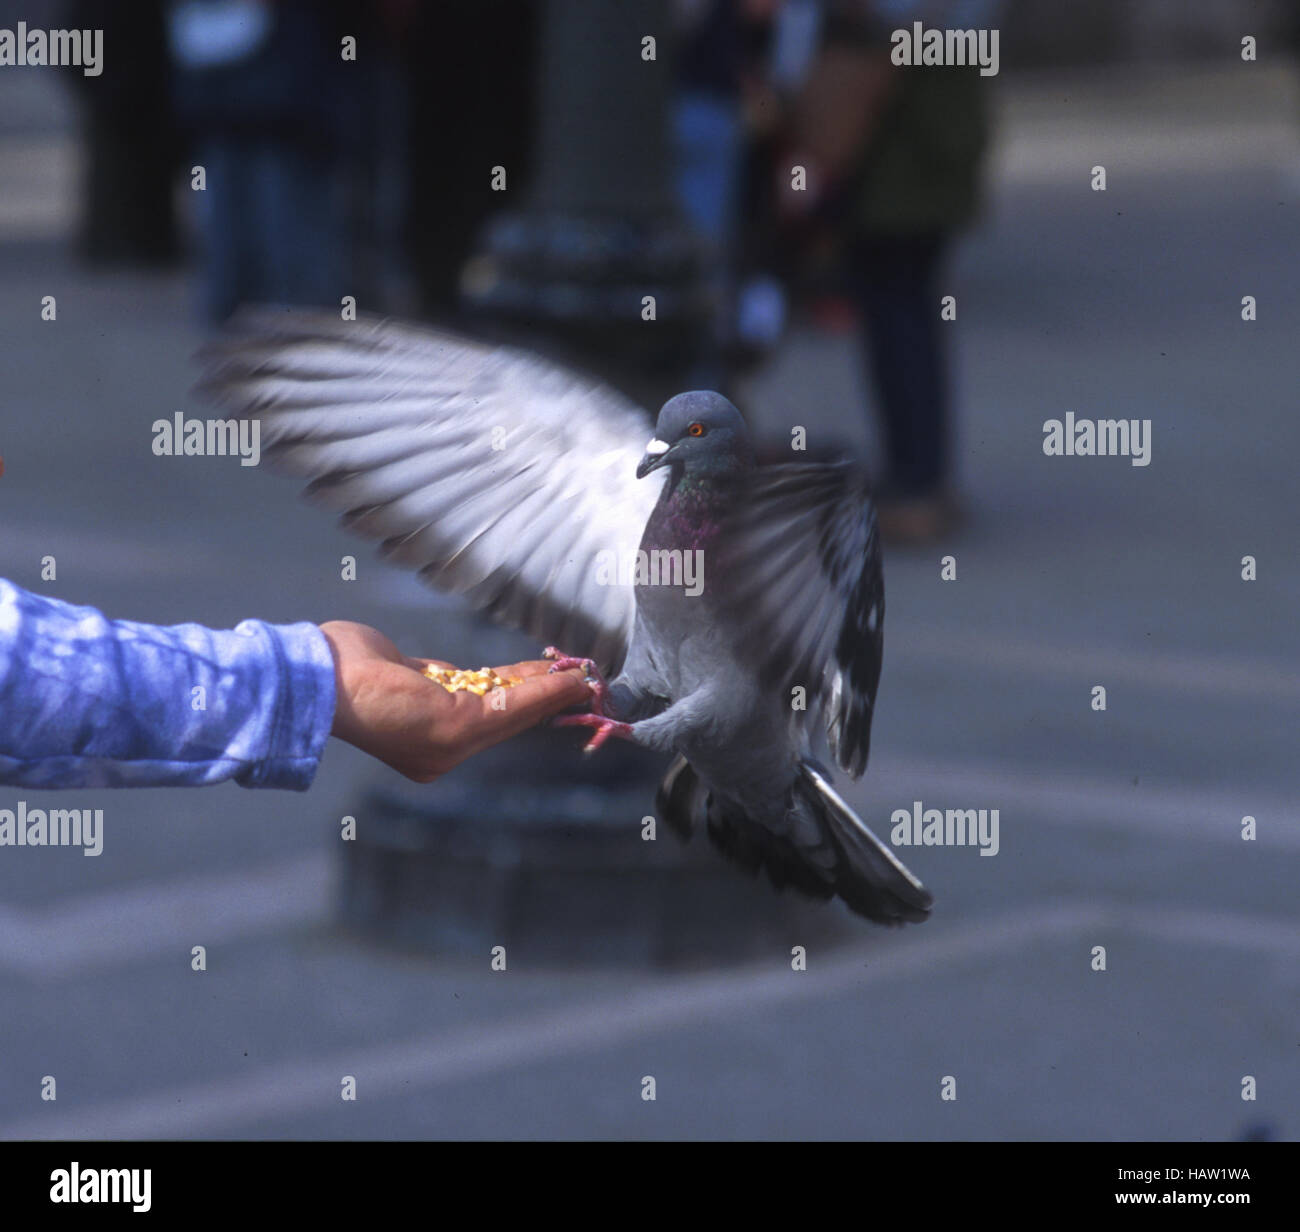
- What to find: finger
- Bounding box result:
[479,667,592,734]
[495,658,587,681]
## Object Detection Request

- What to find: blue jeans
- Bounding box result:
[851,232,951,497]
[674,93,742,258]
[196,137,343,323]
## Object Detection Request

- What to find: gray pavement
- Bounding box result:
[0,64,1297,1139]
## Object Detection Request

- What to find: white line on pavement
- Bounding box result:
[3,901,1294,1139]
[0,754,1292,982]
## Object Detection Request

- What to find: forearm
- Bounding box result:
[0,580,335,790]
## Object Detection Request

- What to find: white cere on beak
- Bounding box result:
[644,439,670,456]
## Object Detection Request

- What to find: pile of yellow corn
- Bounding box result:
[421,664,523,695]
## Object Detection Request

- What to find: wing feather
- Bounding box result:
[196,309,662,670]
[715,462,885,777]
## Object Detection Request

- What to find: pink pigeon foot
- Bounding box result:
[552,712,634,754]
[542,646,610,714]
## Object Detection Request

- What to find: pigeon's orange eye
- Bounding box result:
[687,423,706,437]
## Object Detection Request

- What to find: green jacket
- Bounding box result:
[853,64,992,236]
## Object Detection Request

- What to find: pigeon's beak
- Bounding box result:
[636,438,672,479]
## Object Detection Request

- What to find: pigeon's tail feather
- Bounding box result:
[793,762,932,923]
[654,755,706,843]
[655,757,827,899]
[654,757,932,926]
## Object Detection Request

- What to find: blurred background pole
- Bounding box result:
[460,0,709,405]
[533,0,677,214]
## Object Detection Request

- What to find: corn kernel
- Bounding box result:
[422,664,524,694]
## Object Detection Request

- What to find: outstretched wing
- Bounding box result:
[196,310,663,671]
[714,462,884,778]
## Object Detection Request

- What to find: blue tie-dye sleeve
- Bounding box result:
[0,579,336,790]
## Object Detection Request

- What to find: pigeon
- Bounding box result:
[197,311,933,924]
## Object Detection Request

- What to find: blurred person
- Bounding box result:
[666,0,827,378]
[782,0,1001,542]
[59,0,181,267]
[347,1,419,313]
[0,576,592,790]
[400,1,538,317]
[717,0,824,369]
[672,0,746,383]
[166,0,359,323]
[675,0,746,257]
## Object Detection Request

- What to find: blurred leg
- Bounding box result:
[674,93,742,256]
[195,138,249,324]
[674,91,743,385]
[248,140,342,309]
[852,231,950,497]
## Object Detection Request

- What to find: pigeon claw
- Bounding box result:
[542,647,609,714]
[552,713,633,754]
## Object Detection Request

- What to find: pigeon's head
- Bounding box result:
[636,391,753,480]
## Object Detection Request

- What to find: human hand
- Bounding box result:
[319,621,594,783]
